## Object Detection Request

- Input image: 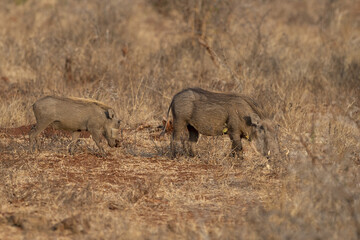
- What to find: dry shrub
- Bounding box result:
[244,122,360,239]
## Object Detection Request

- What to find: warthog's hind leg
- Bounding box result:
[29,120,52,152]
[170,137,176,159]
[187,125,199,157]
[170,119,188,158]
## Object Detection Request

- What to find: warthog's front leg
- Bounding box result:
[90,130,106,157]
[68,131,81,154]
[229,133,243,157]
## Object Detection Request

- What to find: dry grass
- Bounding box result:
[0,0,359,239]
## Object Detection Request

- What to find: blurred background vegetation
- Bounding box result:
[0,0,359,239]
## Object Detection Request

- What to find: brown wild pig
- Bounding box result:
[29,96,121,156]
[164,88,279,158]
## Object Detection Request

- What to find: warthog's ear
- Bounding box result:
[244,116,253,126]
[244,115,265,132]
[105,109,116,119]
[244,115,259,127]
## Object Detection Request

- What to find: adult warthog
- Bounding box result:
[163,88,279,158]
[29,96,121,156]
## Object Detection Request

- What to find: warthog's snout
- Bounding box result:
[111,128,118,138]
[110,128,120,147]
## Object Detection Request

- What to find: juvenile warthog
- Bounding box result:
[164,88,279,158]
[29,96,121,156]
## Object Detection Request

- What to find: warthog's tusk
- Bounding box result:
[222,127,228,134]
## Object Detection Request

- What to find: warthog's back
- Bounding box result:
[36,96,110,108]
[35,96,111,109]
[176,88,265,119]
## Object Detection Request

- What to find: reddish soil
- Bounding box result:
[0,124,269,239]
[0,125,91,138]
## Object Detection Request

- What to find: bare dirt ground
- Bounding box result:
[0,125,281,239]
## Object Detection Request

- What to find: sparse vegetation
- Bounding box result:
[0,0,359,239]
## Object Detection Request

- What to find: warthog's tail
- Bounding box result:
[31,102,39,123]
[160,99,174,137]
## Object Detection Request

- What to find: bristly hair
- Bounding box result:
[46,96,112,110]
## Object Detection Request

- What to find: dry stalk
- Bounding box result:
[197,37,241,88]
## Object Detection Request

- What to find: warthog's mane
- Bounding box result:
[49,96,112,110]
[240,95,265,119]
[68,97,112,110]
